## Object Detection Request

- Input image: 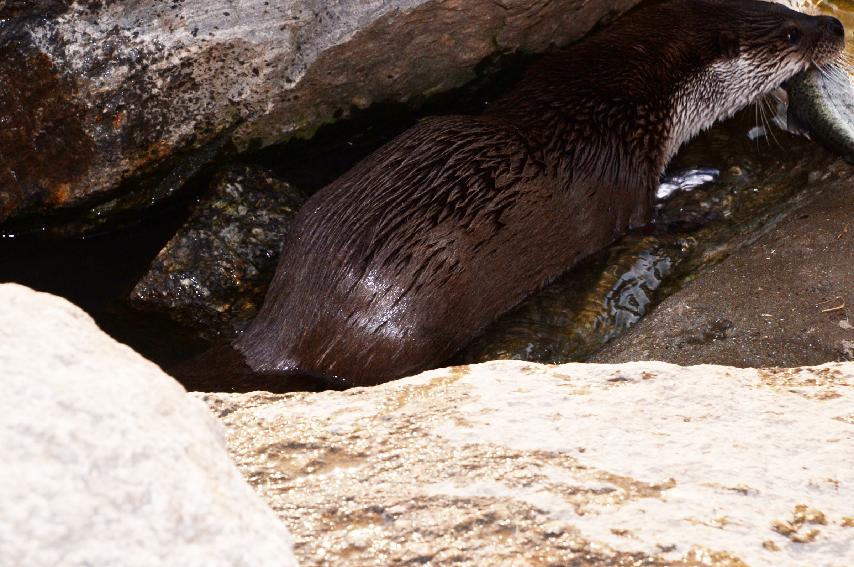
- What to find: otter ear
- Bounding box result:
[717,30,741,59]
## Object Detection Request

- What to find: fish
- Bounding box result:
[785,63,854,164]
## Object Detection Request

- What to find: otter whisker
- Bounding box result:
[836,53,854,71]
[757,100,770,147]
[834,55,853,75]
[827,58,847,70]
[768,91,786,107]
[763,97,785,149]
[753,98,772,148]
[760,96,784,150]
[822,63,850,83]
[753,100,763,147]
[815,65,834,81]
[753,99,770,151]
[810,58,828,79]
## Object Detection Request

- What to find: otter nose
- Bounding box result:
[819,16,845,40]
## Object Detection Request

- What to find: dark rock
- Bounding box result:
[0,35,96,220]
[0,1,70,19]
[130,165,304,340]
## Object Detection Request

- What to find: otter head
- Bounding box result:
[664,0,846,158]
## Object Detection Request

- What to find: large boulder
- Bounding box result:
[201,359,854,566]
[0,0,638,226]
[0,284,297,567]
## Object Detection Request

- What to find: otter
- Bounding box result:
[182,0,846,389]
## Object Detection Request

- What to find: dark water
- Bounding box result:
[0,202,208,367]
[0,120,411,368]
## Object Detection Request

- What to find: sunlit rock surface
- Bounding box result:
[0,0,638,225]
[201,360,854,567]
[0,284,297,567]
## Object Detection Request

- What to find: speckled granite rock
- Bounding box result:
[0,0,638,226]
[130,165,304,339]
[0,284,297,567]
[200,360,854,567]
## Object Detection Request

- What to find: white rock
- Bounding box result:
[0,284,297,567]
[202,359,854,566]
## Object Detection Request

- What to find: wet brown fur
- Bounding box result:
[182,0,845,389]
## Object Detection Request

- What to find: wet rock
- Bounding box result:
[131,165,304,340]
[199,359,854,566]
[592,168,854,367]
[0,284,297,567]
[0,0,638,227]
[458,235,677,364]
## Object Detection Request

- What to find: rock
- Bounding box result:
[592,169,854,367]
[0,284,297,567]
[0,0,638,227]
[130,165,305,340]
[200,360,854,566]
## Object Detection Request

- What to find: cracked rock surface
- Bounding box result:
[200,359,854,566]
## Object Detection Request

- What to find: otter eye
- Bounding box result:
[785,26,802,45]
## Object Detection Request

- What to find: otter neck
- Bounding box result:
[664,54,810,164]
[485,59,687,189]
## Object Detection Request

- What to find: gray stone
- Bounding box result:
[0,0,637,225]
[0,284,297,567]
[130,165,305,340]
[200,359,854,566]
